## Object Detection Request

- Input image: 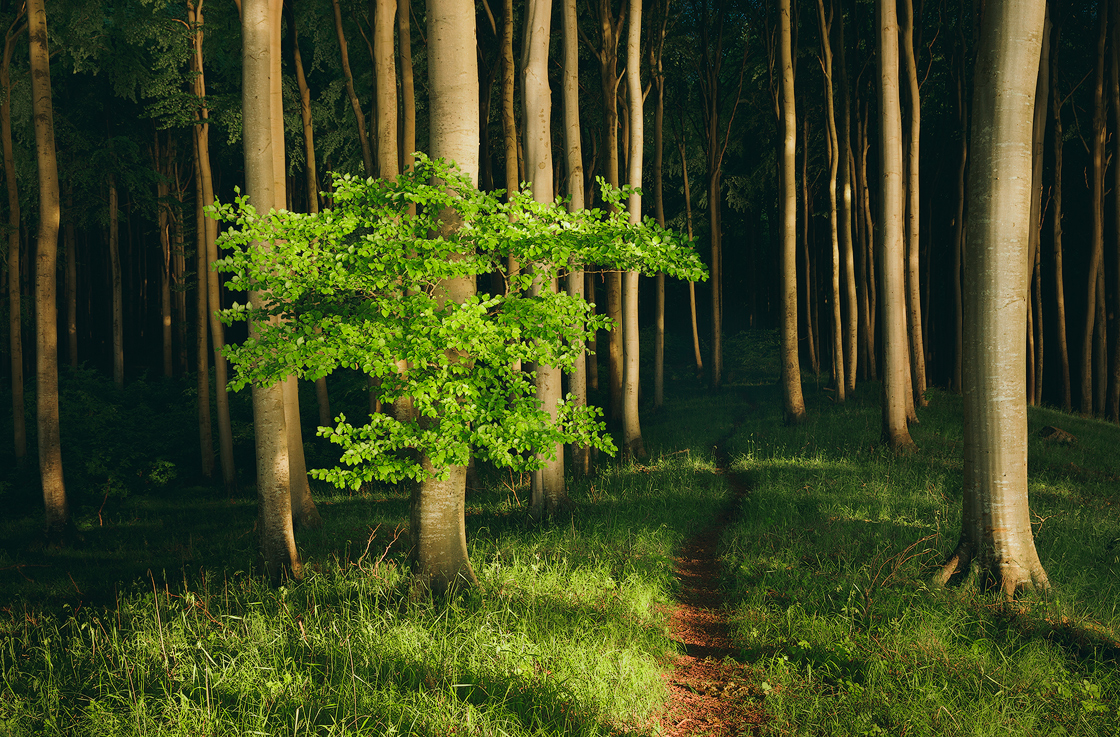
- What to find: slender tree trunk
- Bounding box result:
[412,0,481,593]
[500,0,517,198]
[333,0,375,176]
[173,168,188,376]
[29,0,69,543]
[651,0,667,410]
[937,0,1048,596]
[562,0,589,474]
[244,0,301,583]
[192,132,214,479]
[877,0,914,450]
[190,0,236,492]
[1051,23,1071,412]
[1081,1,1107,416]
[901,0,926,407]
[780,0,806,423]
[2,11,26,462]
[157,134,174,378]
[65,198,76,368]
[859,104,878,379]
[621,0,645,458]
[801,119,817,377]
[1110,12,1120,421]
[1029,10,1050,408]
[679,136,703,376]
[835,3,857,394]
[375,0,398,180]
[586,271,599,388]
[817,0,845,402]
[523,0,567,513]
[109,175,123,388]
[951,35,967,394]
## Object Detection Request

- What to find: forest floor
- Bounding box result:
[3,337,1120,735]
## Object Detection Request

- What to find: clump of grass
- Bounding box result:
[723,383,1120,736]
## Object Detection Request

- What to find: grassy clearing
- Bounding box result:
[723,382,1120,736]
[0,366,737,735]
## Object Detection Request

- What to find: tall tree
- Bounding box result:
[243,0,301,582]
[1028,9,1050,408]
[412,0,481,591]
[877,0,915,450]
[651,0,668,410]
[779,0,806,422]
[621,0,644,457]
[1081,0,1107,416]
[192,131,214,479]
[1050,20,1071,411]
[835,1,858,395]
[28,0,69,542]
[524,0,567,514]
[817,0,845,402]
[108,172,123,387]
[900,0,925,407]
[3,9,25,463]
[190,0,236,492]
[562,0,590,474]
[938,0,1049,596]
[332,0,375,176]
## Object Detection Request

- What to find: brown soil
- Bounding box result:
[657,442,770,737]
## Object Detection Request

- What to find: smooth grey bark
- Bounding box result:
[877,0,914,450]
[243,0,301,583]
[622,0,644,458]
[938,0,1049,596]
[779,0,805,422]
[1081,1,1107,416]
[192,131,214,479]
[3,11,26,463]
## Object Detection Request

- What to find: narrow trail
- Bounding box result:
[657,431,770,737]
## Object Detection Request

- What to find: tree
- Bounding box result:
[900,0,925,408]
[522,0,567,514]
[621,0,644,458]
[28,0,69,543]
[937,0,1049,596]
[3,8,26,463]
[211,158,704,591]
[242,0,301,582]
[1081,0,1107,416]
[779,0,805,423]
[816,0,844,403]
[876,0,914,450]
[561,0,589,475]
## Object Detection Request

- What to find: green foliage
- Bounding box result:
[209,154,705,487]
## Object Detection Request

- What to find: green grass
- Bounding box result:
[0,368,738,735]
[4,335,1120,735]
[722,382,1120,736]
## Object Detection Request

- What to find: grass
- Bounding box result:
[722,381,1120,736]
[0,365,738,736]
[3,331,1120,735]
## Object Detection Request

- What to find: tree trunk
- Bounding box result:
[108,175,123,388]
[901,0,926,407]
[801,119,817,377]
[621,0,645,458]
[157,133,174,379]
[779,0,806,423]
[3,11,25,463]
[28,0,70,543]
[651,0,667,410]
[593,0,624,420]
[951,30,967,394]
[333,0,375,176]
[192,131,214,480]
[243,0,302,583]
[859,103,878,379]
[1028,10,1050,408]
[1050,22,1071,412]
[877,0,914,450]
[938,0,1049,596]
[562,0,589,474]
[1110,12,1120,422]
[191,0,237,493]
[835,2,857,394]
[500,0,517,198]
[523,0,567,513]
[397,0,416,175]
[65,191,76,369]
[817,0,845,402]
[375,0,398,180]
[679,135,703,376]
[1081,0,1107,416]
[414,0,480,592]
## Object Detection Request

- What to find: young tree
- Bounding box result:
[900,0,925,407]
[28,0,70,542]
[779,0,805,423]
[877,0,914,450]
[938,0,1049,596]
[1081,1,1107,416]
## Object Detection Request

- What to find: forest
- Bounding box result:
[2,0,1120,734]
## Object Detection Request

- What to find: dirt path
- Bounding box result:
[657,440,769,736]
